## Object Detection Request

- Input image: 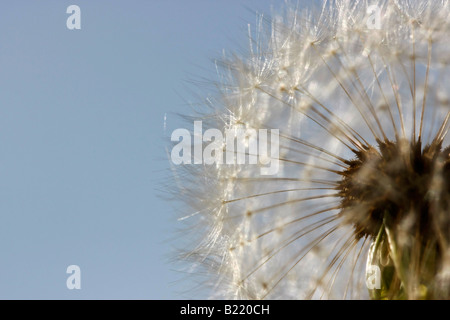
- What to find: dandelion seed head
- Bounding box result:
[173,0,450,299]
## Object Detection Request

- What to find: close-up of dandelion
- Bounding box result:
[172,0,450,300]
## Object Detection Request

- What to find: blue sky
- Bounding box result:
[0,1,279,299]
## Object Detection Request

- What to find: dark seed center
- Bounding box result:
[337,139,450,240]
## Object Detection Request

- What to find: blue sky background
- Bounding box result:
[0,1,281,299]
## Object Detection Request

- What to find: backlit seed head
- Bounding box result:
[172,0,450,299]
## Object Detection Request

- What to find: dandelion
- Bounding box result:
[172,0,450,299]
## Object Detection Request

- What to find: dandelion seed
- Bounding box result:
[172,0,450,299]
